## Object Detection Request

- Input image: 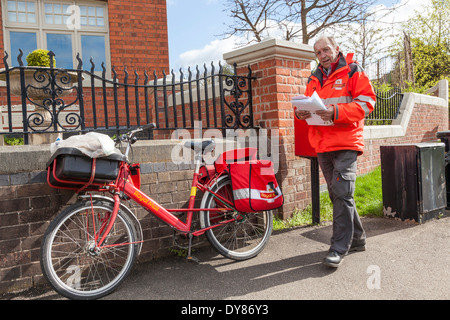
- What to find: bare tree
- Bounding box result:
[223,0,394,45]
[223,0,284,43]
[337,11,394,69]
[284,0,383,44]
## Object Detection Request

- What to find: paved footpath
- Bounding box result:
[3,215,450,302]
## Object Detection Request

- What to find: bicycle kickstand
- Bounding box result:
[186,233,200,264]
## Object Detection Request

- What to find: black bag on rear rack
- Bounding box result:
[46,147,126,190]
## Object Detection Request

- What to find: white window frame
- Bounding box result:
[2,0,111,74]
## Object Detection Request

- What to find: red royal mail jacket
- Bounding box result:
[304,52,376,155]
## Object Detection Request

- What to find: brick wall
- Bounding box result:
[225,39,318,219]
[0,4,3,63]
[251,57,314,218]
[0,140,245,293]
[360,90,449,174]
[107,0,169,74]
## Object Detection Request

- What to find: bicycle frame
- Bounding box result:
[45,125,247,251]
[41,125,274,300]
[95,153,236,247]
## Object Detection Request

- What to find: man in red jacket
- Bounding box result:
[295,36,376,267]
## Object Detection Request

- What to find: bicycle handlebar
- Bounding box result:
[115,123,156,159]
[140,123,156,131]
[127,123,156,139]
[115,123,156,143]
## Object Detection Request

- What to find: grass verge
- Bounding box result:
[273,166,383,230]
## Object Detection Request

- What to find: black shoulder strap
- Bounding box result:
[348,62,364,79]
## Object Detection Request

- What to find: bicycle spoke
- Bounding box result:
[41,201,137,299]
[201,176,272,260]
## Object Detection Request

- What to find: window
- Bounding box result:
[7,0,36,23]
[2,0,110,71]
[10,31,37,61]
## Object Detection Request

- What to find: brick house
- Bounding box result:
[0,0,170,140]
[0,0,169,73]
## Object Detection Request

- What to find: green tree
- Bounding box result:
[404,0,450,47]
[411,39,450,88]
[389,0,450,89]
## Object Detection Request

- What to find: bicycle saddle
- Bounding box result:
[184,140,216,153]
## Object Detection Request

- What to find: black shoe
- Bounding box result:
[323,250,344,268]
[349,239,366,252]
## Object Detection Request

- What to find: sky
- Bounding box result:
[166,0,429,71]
[166,0,231,70]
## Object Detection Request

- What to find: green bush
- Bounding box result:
[3,136,24,145]
[26,49,56,67]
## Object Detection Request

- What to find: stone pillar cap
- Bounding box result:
[223,38,315,66]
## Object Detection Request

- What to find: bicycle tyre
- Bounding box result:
[40,200,138,300]
[200,175,273,260]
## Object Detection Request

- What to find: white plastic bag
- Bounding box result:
[50,132,123,158]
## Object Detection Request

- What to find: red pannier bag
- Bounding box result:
[198,164,216,184]
[214,147,258,174]
[228,160,283,213]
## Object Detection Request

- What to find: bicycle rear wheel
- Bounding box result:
[200,175,273,260]
[40,200,138,300]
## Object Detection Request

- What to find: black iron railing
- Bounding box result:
[366,88,404,125]
[0,50,256,144]
[1,50,404,145]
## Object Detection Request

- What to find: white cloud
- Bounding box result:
[172,0,430,71]
[175,36,240,70]
[172,16,287,70]
[370,0,431,32]
[388,0,428,23]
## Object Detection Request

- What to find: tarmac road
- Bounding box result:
[3,215,450,303]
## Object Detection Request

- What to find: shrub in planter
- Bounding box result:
[26,49,56,67]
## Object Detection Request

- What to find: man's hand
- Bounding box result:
[316,105,334,122]
[295,109,312,120]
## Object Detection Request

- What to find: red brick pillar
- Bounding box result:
[224,39,316,219]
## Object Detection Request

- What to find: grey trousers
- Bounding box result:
[317,150,366,254]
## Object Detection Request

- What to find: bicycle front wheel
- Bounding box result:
[40,200,138,300]
[200,175,273,260]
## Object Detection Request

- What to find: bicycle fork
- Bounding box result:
[88,193,143,250]
[92,193,120,248]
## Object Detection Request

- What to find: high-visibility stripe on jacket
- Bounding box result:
[304,52,376,155]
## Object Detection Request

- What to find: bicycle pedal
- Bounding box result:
[186,255,200,264]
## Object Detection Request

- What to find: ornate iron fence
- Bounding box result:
[366,88,404,125]
[0,50,255,144]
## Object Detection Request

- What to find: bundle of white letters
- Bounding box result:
[291,91,333,126]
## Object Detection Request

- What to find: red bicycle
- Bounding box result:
[40,124,273,299]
